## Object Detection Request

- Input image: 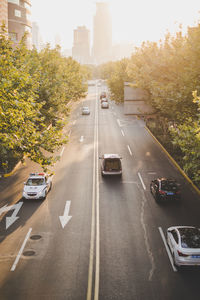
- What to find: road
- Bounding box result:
[0,84,200,300]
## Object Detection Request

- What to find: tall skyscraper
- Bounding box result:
[72,26,90,64]
[92,2,112,64]
[7,0,32,49]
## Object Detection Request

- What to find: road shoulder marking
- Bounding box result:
[127,145,132,156]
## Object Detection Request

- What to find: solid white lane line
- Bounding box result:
[138,172,146,190]
[87,85,100,300]
[127,145,132,156]
[158,227,177,272]
[60,146,65,157]
[11,228,32,271]
[121,129,125,136]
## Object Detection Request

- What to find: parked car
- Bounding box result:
[82,106,90,115]
[167,226,200,268]
[150,178,180,202]
[101,101,109,109]
[99,154,122,176]
[22,172,52,200]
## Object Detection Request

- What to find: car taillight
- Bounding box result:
[177,250,189,257]
[159,190,166,195]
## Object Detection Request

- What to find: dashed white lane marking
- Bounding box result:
[79,136,84,142]
[127,145,132,156]
[121,130,125,136]
[117,119,122,127]
[11,228,32,271]
[60,146,65,157]
[158,227,177,272]
[138,172,146,190]
[73,120,76,125]
[148,172,156,175]
[68,130,71,138]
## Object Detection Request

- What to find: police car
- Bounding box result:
[22,172,52,200]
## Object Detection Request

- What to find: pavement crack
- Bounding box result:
[139,185,156,281]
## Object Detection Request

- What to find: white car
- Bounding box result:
[22,172,52,200]
[167,226,200,268]
[82,106,90,115]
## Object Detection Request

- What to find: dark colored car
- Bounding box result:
[150,178,181,202]
[100,91,107,99]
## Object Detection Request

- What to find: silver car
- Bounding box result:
[167,226,200,268]
[101,101,109,109]
[82,106,90,115]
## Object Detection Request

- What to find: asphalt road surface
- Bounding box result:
[0,84,200,300]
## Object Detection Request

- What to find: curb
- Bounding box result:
[145,125,200,197]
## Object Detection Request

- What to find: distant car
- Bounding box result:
[167,226,200,268]
[150,178,180,202]
[82,106,90,115]
[22,172,52,200]
[101,101,109,109]
[99,154,122,176]
[100,91,107,99]
[101,97,108,103]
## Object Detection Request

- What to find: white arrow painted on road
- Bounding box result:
[59,201,72,228]
[0,202,23,229]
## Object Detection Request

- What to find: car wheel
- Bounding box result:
[155,194,161,203]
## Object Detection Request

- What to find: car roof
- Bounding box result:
[103,154,121,159]
[82,106,89,109]
[29,172,46,178]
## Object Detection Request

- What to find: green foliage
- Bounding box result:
[0,28,87,172]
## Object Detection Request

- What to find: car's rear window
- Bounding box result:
[179,228,200,248]
[104,159,121,171]
[161,181,178,191]
[26,178,44,186]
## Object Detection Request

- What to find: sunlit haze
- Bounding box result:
[31,0,200,49]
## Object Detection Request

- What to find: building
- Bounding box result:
[72,26,90,64]
[7,0,32,49]
[32,21,39,49]
[0,0,8,31]
[92,2,112,64]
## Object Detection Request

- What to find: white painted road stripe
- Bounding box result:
[73,120,76,125]
[158,227,177,272]
[117,119,121,127]
[127,145,132,156]
[138,172,146,190]
[60,146,65,157]
[11,228,32,271]
[68,130,71,138]
[121,130,125,136]
[79,136,84,142]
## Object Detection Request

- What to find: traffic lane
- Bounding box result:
[98,107,200,299]
[0,98,96,299]
[98,106,158,299]
[118,120,200,296]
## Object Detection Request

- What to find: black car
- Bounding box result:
[150,178,181,202]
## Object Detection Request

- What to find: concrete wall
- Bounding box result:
[124,82,154,115]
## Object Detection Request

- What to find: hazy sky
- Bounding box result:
[31,0,200,49]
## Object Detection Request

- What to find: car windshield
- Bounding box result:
[83,107,89,110]
[161,180,178,191]
[104,159,121,171]
[26,178,44,186]
[179,228,200,248]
